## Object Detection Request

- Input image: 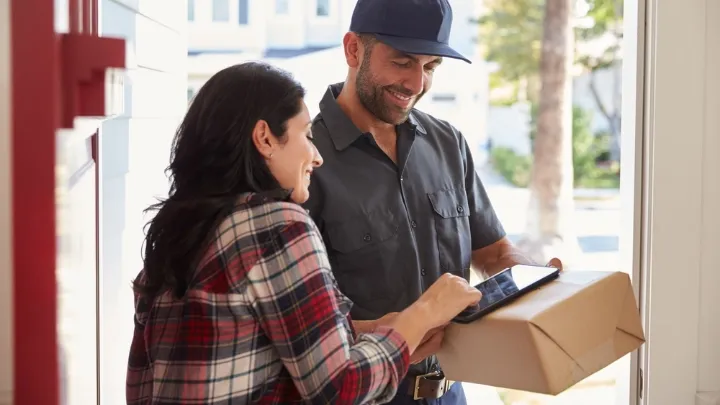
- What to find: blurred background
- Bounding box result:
[12,0,632,404]
[86,1,629,404]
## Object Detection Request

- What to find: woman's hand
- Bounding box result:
[412,273,483,330]
[387,273,482,354]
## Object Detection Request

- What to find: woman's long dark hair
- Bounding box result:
[135,62,306,300]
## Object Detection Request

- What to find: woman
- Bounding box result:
[126,62,482,404]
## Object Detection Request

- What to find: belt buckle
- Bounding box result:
[413,371,450,401]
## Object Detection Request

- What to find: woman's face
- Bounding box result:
[263,102,323,204]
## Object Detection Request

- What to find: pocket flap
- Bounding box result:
[326,209,399,253]
[428,187,470,218]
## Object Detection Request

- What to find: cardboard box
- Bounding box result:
[436,271,645,395]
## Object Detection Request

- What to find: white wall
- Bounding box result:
[303,0,345,47]
[188,0,267,52]
[265,0,307,49]
[98,1,188,404]
[641,0,720,403]
[0,0,12,403]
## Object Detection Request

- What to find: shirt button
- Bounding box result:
[363,233,372,242]
[457,205,464,213]
[421,268,427,276]
[411,220,417,228]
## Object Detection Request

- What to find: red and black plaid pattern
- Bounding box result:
[126,193,410,404]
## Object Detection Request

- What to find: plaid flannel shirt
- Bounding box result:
[126,192,410,404]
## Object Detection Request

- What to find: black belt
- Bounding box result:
[405,370,454,400]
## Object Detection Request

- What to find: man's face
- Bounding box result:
[355,40,442,125]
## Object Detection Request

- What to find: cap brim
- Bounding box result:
[373,34,472,64]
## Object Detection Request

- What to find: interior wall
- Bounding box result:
[98,0,188,404]
[0,0,13,403]
[642,0,720,403]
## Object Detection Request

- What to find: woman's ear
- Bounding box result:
[251,119,275,159]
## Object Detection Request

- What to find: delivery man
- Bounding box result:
[303,0,563,403]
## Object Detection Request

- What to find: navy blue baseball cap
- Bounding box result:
[349,0,471,64]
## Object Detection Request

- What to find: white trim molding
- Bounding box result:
[640,0,720,403]
[0,0,13,403]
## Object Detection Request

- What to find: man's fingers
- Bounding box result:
[419,329,445,352]
[419,325,446,344]
[410,329,446,364]
[546,257,563,270]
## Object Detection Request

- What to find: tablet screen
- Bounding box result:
[458,265,559,318]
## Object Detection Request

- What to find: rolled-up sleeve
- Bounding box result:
[246,216,410,404]
[458,130,507,250]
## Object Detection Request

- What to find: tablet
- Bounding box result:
[451,264,560,324]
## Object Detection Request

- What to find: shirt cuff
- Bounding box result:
[372,325,411,375]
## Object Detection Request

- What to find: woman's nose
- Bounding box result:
[312,147,323,168]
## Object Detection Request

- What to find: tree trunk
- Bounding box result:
[517,0,581,266]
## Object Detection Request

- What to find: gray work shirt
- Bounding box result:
[304,83,506,322]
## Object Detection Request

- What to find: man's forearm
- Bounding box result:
[471,238,538,278]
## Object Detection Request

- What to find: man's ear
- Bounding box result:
[251,119,274,159]
[343,32,362,69]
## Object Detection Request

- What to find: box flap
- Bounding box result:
[617,281,646,341]
[438,318,553,393]
[530,272,644,372]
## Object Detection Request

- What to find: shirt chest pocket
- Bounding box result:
[325,209,401,302]
[428,186,472,275]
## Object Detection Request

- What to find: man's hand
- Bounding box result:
[410,325,446,364]
[372,312,447,364]
[546,257,563,270]
[351,320,376,334]
[472,237,565,277]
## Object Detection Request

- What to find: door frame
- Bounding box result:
[636,0,718,403]
[618,0,648,401]
[11,0,122,403]
[11,0,62,403]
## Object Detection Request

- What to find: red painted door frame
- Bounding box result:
[11,0,124,403]
[11,0,61,403]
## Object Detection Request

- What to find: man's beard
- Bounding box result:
[355,58,424,125]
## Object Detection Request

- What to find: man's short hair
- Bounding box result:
[355,32,377,55]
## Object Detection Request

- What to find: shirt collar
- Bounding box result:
[243,188,293,205]
[318,82,427,151]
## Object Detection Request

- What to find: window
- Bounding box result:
[238,0,249,24]
[212,0,229,22]
[187,0,194,21]
[316,0,329,17]
[275,0,289,15]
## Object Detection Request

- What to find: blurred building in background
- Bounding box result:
[186,0,492,164]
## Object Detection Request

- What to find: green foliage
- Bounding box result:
[491,105,620,188]
[490,147,533,187]
[571,106,605,184]
[477,0,544,94]
[578,0,624,41]
[478,0,624,97]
